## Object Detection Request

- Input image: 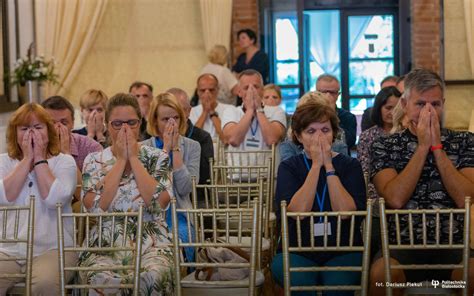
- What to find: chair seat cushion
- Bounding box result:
[181,270,265,288]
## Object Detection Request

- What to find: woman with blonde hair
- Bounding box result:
[142,92,200,261]
[263,84,282,106]
[0,103,77,294]
[200,45,239,105]
[73,89,109,147]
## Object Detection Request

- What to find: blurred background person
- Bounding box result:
[200,45,239,106]
[232,28,269,84]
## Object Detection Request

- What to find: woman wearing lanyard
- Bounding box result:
[142,92,201,262]
[272,101,366,295]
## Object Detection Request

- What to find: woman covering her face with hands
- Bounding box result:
[80,93,175,295]
[272,101,366,295]
[0,103,77,295]
[142,92,200,262]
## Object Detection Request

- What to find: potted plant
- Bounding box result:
[11,44,58,104]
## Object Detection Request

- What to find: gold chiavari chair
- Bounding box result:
[379,197,471,296]
[56,203,144,296]
[191,177,265,268]
[171,198,264,296]
[280,199,373,295]
[1,199,35,296]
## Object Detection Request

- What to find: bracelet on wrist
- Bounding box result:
[34,159,48,168]
[430,144,443,152]
[326,170,337,177]
[171,147,181,152]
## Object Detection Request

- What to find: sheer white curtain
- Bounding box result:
[199,0,233,54]
[35,0,108,97]
[464,0,474,77]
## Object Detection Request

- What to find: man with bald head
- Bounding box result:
[167,87,213,188]
[189,74,234,144]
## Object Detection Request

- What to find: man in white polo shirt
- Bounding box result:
[190,73,234,145]
[222,69,286,160]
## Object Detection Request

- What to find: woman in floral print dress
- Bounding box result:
[80,93,175,295]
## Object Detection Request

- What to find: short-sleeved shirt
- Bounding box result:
[275,153,367,264]
[70,133,103,171]
[370,128,474,244]
[221,105,287,151]
[189,103,235,139]
[200,63,238,105]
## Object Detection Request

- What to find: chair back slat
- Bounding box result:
[171,199,260,296]
[57,203,144,296]
[379,197,471,296]
[281,199,373,295]
[0,198,35,296]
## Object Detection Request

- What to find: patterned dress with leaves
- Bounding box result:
[79,145,176,296]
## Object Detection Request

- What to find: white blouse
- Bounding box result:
[0,153,77,257]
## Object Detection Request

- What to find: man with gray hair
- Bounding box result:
[369,68,474,295]
[316,74,357,149]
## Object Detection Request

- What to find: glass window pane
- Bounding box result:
[276,62,299,85]
[349,60,394,96]
[349,15,394,59]
[280,87,300,114]
[275,18,298,61]
[304,10,341,91]
[274,14,299,86]
[349,98,372,114]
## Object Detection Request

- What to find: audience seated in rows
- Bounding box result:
[142,92,200,262]
[80,93,175,295]
[369,68,474,295]
[0,103,77,294]
[272,100,367,296]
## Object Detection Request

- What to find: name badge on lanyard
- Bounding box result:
[245,118,260,148]
[303,153,332,237]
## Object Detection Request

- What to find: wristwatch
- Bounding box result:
[209,111,219,118]
[256,107,265,113]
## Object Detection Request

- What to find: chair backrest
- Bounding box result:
[280,199,373,295]
[56,203,144,296]
[171,198,259,296]
[379,197,471,296]
[0,198,35,295]
[217,144,276,208]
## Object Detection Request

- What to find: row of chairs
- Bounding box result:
[280,197,471,296]
[1,194,471,295]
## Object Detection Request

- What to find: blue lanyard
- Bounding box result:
[250,118,259,138]
[187,124,194,138]
[155,137,173,165]
[303,153,327,222]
